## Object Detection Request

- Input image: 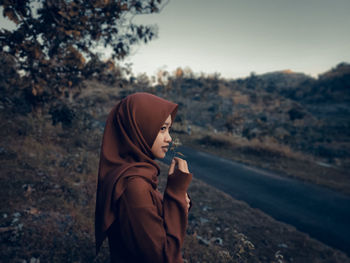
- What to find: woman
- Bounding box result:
[95,92,192,263]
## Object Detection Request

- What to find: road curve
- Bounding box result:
[163,146,350,255]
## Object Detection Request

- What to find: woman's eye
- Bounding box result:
[160,126,166,131]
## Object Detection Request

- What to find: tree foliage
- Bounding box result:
[0,0,164,103]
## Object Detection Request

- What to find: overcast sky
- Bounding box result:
[1,0,349,79]
[123,0,350,79]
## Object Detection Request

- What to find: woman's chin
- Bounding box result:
[151,148,168,159]
[158,152,166,159]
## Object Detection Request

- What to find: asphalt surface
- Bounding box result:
[163,146,350,255]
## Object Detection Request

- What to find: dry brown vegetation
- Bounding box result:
[171,124,350,195]
[1,100,349,262]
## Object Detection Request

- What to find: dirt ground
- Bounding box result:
[0,110,349,262]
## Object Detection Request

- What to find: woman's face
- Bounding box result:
[151,115,172,159]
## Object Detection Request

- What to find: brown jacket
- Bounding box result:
[108,169,192,263]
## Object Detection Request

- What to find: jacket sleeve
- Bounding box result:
[116,169,192,263]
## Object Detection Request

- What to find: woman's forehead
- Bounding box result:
[164,115,172,124]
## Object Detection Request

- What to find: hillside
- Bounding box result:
[33,61,349,193]
[156,63,350,164]
[1,85,349,262]
[124,63,349,194]
[1,55,350,261]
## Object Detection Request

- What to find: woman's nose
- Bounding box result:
[165,132,172,143]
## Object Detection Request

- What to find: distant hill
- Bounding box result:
[259,70,312,91]
[151,62,350,165]
[279,62,350,103]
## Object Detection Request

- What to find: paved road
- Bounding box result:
[163,146,350,255]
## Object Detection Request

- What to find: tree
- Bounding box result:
[0,0,166,104]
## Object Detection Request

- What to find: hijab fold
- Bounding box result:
[95,92,178,253]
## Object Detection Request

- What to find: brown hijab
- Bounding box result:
[95,92,178,253]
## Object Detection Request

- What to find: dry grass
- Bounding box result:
[0,109,349,262]
[172,128,350,195]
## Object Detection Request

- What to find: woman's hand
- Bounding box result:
[168,157,189,175]
[168,157,191,210]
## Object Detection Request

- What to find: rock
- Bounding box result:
[199,217,209,224]
[278,243,288,249]
[13,213,20,219]
[210,237,223,246]
[274,250,284,262]
[196,235,210,246]
[30,257,40,263]
[201,205,212,212]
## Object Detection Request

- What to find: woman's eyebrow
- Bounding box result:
[164,122,171,126]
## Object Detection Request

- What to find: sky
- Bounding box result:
[1,0,349,79]
[121,0,350,79]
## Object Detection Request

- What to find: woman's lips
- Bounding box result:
[162,146,169,152]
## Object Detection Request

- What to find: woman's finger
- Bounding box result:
[176,157,189,173]
[185,193,190,209]
[168,158,176,175]
[170,157,190,174]
[183,160,188,173]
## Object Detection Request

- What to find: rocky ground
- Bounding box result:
[1,101,349,262]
